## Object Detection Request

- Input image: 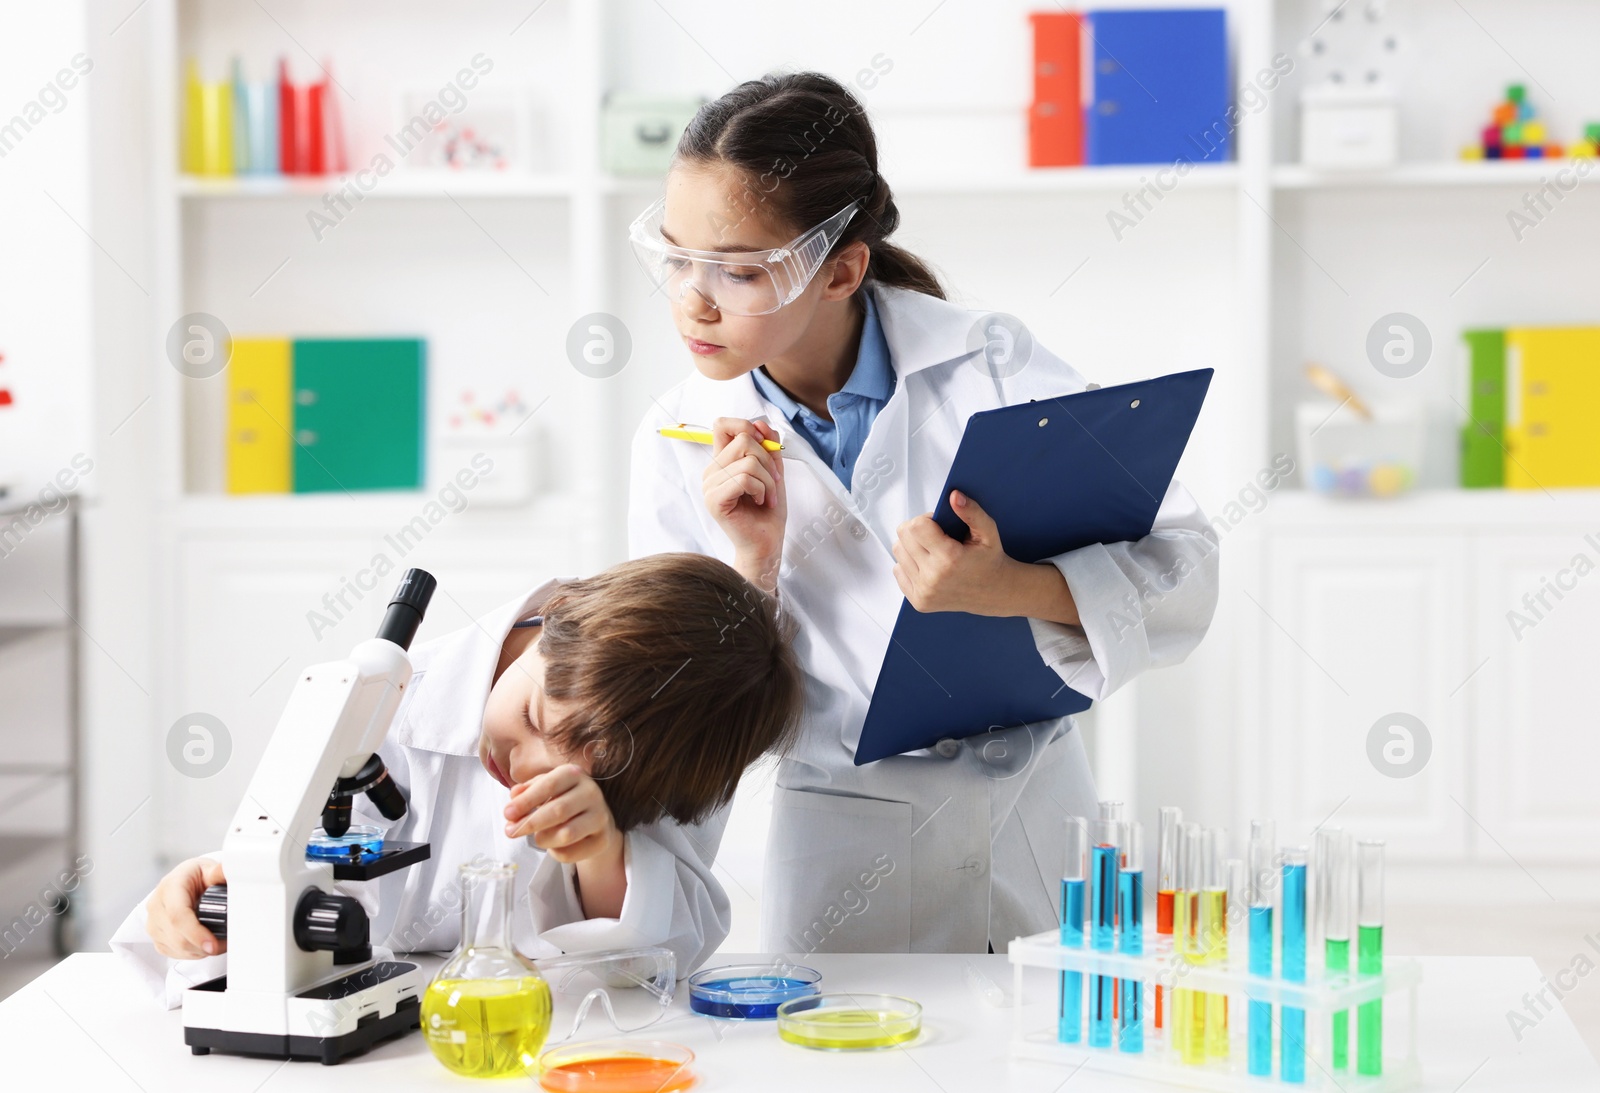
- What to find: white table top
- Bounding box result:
[0,952,1594,1091]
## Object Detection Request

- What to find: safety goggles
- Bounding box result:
[628,198,859,316]
[535,945,677,1044]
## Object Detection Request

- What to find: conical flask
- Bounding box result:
[421,860,552,1077]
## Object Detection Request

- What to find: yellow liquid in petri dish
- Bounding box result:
[422,976,553,1078]
[778,1007,920,1050]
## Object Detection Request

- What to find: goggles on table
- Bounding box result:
[535,945,677,1044]
[627,198,859,316]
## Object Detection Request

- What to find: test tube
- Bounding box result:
[1281,846,1309,1083]
[1177,822,1205,1065]
[1324,830,1353,1069]
[1155,806,1181,1032]
[1225,858,1247,952]
[1089,818,1120,1048]
[1118,821,1145,1053]
[1098,801,1124,1022]
[1058,816,1088,1044]
[1201,829,1229,1059]
[1247,828,1275,1077]
[1357,839,1386,1076]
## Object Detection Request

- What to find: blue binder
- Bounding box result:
[853,368,1213,766]
[1085,8,1231,166]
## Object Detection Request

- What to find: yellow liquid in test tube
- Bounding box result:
[1201,888,1229,1058]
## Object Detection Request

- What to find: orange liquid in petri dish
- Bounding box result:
[539,1056,695,1093]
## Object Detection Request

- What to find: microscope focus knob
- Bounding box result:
[196,884,228,940]
[292,888,369,954]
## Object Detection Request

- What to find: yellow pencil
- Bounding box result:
[658,423,783,452]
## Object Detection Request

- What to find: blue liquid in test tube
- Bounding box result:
[1248,905,1274,1075]
[1090,820,1119,1049]
[1059,817,1088,1043]
[1118,820,1145,1054]
[1282,848,1309,1083]
[1248,824,1275,1077]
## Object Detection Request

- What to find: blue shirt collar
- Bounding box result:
[752,287,894,421]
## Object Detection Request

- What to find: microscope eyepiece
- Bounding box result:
[375,568,436,651]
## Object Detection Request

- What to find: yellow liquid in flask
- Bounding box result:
[422,976,552,1078]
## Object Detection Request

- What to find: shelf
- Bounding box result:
[1273,159,1598,190]
[1263,488,1600,530]
[583,166,1241,200]
[170,490,581,533]
[177,172,577,199]
[895,163,1239,196]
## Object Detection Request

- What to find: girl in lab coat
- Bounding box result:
[112,554,801,1006]
[628,72,1220,954]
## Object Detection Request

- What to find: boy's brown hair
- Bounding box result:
[536,553,802,831]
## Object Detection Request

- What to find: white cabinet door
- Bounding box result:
[1472,532,1600,864]
[1262,532,1470,860]
[165,535,380,861]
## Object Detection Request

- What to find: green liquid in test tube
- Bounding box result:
[1321,829,1353,1069]
[1357,839,1386,1076]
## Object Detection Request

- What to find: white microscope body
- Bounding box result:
[182,570,436,1064]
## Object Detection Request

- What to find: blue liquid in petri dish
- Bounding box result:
[688,965,821,1019]
[306,825,384,862]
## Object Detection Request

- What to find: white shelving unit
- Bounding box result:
[135,0,1600,899]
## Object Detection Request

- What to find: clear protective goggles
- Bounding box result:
[628,197,859,316]
[534,945,677,1044]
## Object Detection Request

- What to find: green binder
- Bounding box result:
[1460,329,1505,488]
[292,338,425,493]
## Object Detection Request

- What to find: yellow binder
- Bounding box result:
[1504,327,1600,489]
[226,338,292,493]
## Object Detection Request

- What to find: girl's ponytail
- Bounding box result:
[676,71,946,300]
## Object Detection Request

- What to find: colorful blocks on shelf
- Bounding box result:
[1507,83,1526,104]
[1492,102,1516,126]
[1524,121,1546,144]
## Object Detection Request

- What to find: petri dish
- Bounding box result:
[537,1039,695,1093]
[688,962,821,1019]
[306,825,384,862]
[776,993,922,1050]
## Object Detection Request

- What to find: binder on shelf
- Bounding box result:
[1503,326,1600,489]
[1028,12,1083,167]
[291,339,426,494]
[225,338,293,495]
[1084,8,1231,167]
[1459,328,1505,488]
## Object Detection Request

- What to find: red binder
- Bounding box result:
[1029,12,1083,166]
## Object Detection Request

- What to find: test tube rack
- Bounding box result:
[1008,927,1421,1092]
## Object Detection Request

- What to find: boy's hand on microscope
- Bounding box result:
[504,764,623,865]
[147,856,228,960]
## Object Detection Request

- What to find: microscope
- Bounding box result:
[183,569,437,1064]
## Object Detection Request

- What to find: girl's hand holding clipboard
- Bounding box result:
[893,490,1080,624]
[702,417,787,592]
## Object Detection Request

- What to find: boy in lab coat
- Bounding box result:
[112,553,801,1006]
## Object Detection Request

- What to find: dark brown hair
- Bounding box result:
[676,71,945,299]
[536,553,802,831]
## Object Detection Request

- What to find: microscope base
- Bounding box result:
[183,960,425,1065]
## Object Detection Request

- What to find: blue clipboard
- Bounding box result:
[853,368,1213,766]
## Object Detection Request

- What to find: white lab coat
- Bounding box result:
[110,580,732,1008]
[628,282,1219,955]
